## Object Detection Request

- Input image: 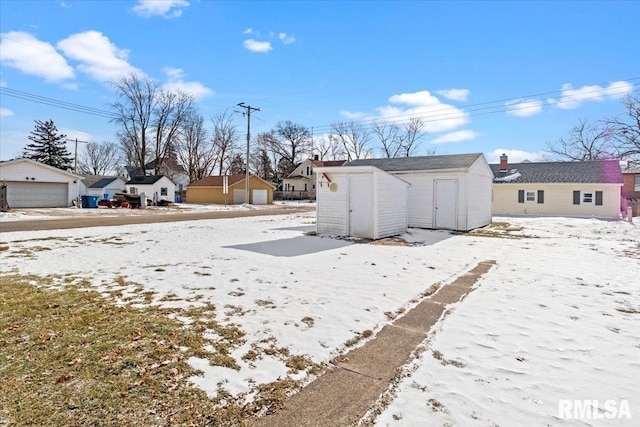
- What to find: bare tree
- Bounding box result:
[312,134,345,160]
[259,120,311,176]
[543,118,618,161]
[373,120,402,158]
[399,117,427,157]
[175,113,216,181]
[79,141,120,175]
[251,147,275,180]
[606,94,640,162]
[331,121,372,161]
[152,90,195,174]
[110,73,157,172]
[211,110,239,175]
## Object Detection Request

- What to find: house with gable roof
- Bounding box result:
[281,156,346,199]
[490,154,623,218]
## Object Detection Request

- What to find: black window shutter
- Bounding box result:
[518,190,524,203]
[537,190,544,204]
[573,190,581,205]
[595,191,603,206]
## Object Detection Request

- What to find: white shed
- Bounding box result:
[0,158,82,208]
[314,165,410,239]
[345,153,493,231]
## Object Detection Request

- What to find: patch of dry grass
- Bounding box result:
[0,273,287,426]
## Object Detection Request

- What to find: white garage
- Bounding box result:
[316,154,493,238]
[314,165,410,239]
[0,158,81,208]
[346,153,493,231]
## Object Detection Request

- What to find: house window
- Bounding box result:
[583,192,593,204]
[635,175,640,192]
[129,187,138,195]
[178,184,183,191]
[525,191,536,202]
[304,183,308,191]
[161,187,168,196]
[306,166,311,176]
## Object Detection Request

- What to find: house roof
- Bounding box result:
[188,174,276,188]
[309,159,347,167]
[490,159,623,184]
[126,175,171,185]
[346,153,484,171]
[88,177,123,188]
[622,168,640,175]
[125,166,145,178]
[144,158,187,173]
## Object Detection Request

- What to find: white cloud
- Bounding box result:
[436,88,470,102]
[0,31,74,82]
[505,98,543,117]
[0,108,14,117]
[243,28,254,35]
[339,110,368,120]
[376,90,468,133]
[243,39,272,53]
[161,67,213,100]
[486,148,544,164]
[57,31,141,81]
[279,33,295,44]
[132,0,189,18]
[62,129,92,143]
[432,130,478,144]
[551,80,633,109]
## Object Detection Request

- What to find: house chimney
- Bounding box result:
[499,153,508,171]
[313,154,319,161]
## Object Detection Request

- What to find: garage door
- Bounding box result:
[252,189,268,205]
[7,181,69,208]
[232,189,246,204]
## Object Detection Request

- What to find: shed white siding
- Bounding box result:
[87,179,126,199]
[126,176,175,204]
[315,166,409,239]
[465,157,494,229]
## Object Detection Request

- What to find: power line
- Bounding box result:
[0,87,117,119]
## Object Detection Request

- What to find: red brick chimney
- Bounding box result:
[313,154,319,161]
[499,153,508,171]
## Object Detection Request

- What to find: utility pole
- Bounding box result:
[66,138,89,175]
[237,102,260,204]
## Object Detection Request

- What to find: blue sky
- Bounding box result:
[1,0,638,163]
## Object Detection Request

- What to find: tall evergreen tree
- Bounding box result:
[24,119,73,170]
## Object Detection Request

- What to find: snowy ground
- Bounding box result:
[1,211,638,425]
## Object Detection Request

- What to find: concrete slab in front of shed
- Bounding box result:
[334,325,425,381]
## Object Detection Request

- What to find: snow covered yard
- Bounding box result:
[1,212,638,425]
[375,217,640,427]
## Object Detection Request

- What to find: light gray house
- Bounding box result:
[315,153,493,238]
[125,175,175,204]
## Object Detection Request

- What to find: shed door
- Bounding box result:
[8,181,68,208]
[233,189,246,204]
[434,179,458,230]
[252,189,268,205]
[349,175,373,238]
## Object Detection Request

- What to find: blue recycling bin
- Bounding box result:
[81,195,99,208]
[174,194,181,203]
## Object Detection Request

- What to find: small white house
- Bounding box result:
[86,177,126,199]
[0,158,82,208]
[125,175,175,204]
[314,165,410,239]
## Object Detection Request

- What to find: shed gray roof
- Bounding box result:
[490,160,623,184]
[346,153,483,171]
[88,177,120,188]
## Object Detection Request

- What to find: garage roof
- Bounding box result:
[346,153,483,171]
